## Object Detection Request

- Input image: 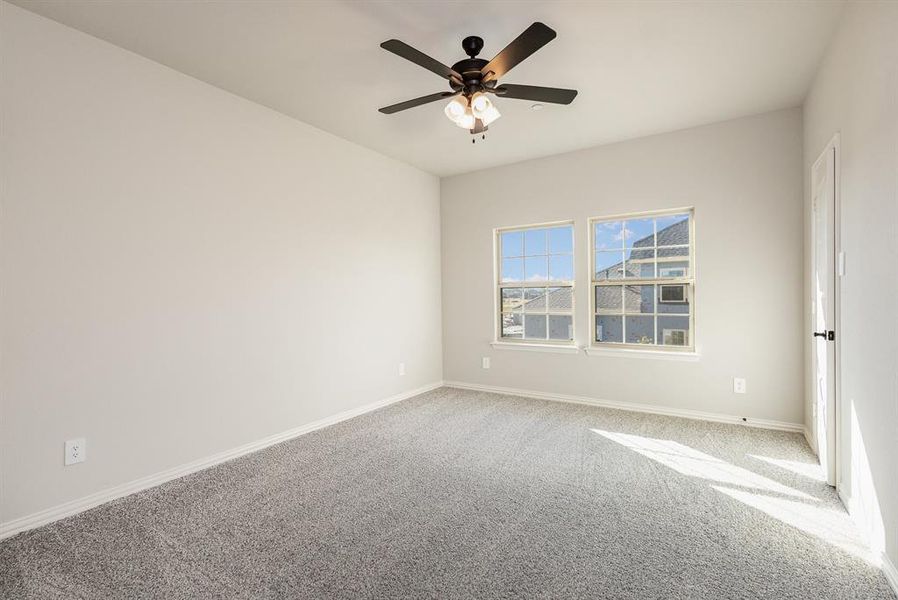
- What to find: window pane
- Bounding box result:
[596,315,623,343]
[659,316,690,346]
[501,230,524,257]
[625,247,655,278]
[658,247,689,258]
[595,286,622,313]
[594,221,623,250]
[524,229,547,256]
[658,264,688,278]
[524,256,548,281]
[524,314,547,339]
[549,315,573,340]
[656,214,690,246]
[548,226,573,254]
[523,287,547,312]
[501,257,524,282]
[624,284,655,314]
[547,287,573,312]
[501,313,523,338]
[595,251,624,280]
[658,285,689,314]
[658,248,690,278]
[624,218,654,248]
[501,288,524,312]
[549,254,573,282]
[626,316,654,344]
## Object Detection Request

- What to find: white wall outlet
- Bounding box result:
[733,378,747,394]
[65,438,86,466]
[481,357,490,369]
[398,362,405,376]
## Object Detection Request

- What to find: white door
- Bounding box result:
[811,142,837,486]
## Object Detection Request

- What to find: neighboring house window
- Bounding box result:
[591,209,694,350]
[497,222,574,343]
[659,284,686,303]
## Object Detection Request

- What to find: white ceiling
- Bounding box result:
[12,0,843,176]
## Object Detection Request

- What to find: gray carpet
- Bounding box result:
[1,387,893,599]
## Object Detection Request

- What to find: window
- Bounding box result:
[663,329,688,346]
[591,209,694,350]
[659,284,686,303]
[497,222,574,343]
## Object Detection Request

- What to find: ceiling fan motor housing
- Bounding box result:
[451,36,492,94]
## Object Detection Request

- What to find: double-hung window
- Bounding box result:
[591,209,694,351]
[497,223,574,343]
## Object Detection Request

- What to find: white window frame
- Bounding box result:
[589,207,695,352]
[494,220,575,347]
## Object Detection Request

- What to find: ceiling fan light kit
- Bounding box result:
[378,22,578,141]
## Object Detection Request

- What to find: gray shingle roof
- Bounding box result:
[632,218,689,248]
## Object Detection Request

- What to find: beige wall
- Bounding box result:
[441,108,804,425]
[803,0,898,569]
[0,3,442,524]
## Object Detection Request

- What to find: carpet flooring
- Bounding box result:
[1,387,894,599]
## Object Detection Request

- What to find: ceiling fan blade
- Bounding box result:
[378,91,458,114]
[380,39,462,82]
[494,84,578,105]
[481,22,556,82]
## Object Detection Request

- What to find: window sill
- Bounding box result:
[584,346,700,361]
[490,341,580,355]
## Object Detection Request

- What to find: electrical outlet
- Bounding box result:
[65,438,86,466]
[733,378,747,394]
[481,357,490,369]
[398,362,406,376]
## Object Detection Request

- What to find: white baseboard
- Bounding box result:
[443,381,804,433]
[882,552,898,597]
[0,381,442,541]
[803,425,816,452]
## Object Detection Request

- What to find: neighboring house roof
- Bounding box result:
[633,218,689,249]
[545,287,572,311]
[514,286,573,312]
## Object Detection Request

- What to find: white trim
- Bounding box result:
[490,341,579,354]
[0,381,443,541]
[881,553,898,597]
[444,381,802,432]
[809,133,841,488]
[584,346,700,361]
[803,425,816,453]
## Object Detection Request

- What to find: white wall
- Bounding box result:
[441,108,804,425]
[0,3,442,525]
[803,0,898,570]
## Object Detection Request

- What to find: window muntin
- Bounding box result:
[498,223,574,343]
[591,210,694,350]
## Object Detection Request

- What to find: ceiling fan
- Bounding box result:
[378,22,577,139]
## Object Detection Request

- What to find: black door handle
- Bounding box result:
[813,332,827,338]
[813,331,836,341]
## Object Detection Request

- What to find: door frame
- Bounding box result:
[809,133,841,489]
